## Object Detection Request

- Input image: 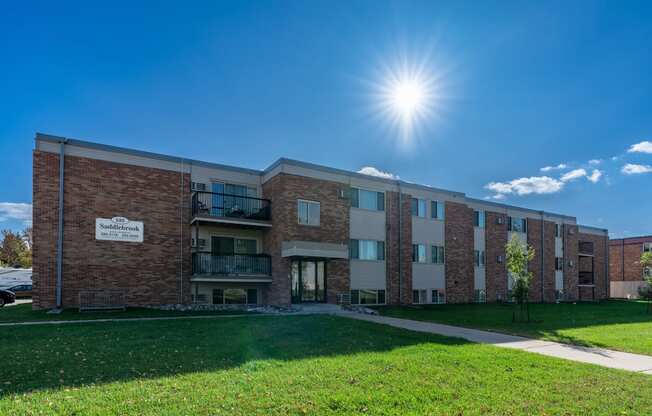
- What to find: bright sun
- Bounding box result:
[371,56,441,147]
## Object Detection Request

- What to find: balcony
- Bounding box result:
[191,252,272,282]
[191,191,271,227]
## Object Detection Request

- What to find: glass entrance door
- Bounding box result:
[291,260,326,303]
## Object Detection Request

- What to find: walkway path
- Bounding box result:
[342,312,652,375]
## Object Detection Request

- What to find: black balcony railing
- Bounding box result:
[192,252,272,276]
[579,271,594,285]
[192,191,271,221]
[578,241,594,255]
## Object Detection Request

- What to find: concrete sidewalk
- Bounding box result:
[342,313,652,375]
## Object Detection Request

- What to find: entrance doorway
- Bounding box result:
[291,260,326,303]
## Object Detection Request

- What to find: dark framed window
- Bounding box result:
[411,198,426,217]
[473,210,485,228]
[350,239,385,261]
[431,245,444,264]
[350,289,385,305]
[431,201,444,220]
[351,188,385,211]
[412,244,426,263]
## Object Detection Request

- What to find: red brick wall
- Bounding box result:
[445,202,474,303]
[262,173,350,305]
[526,219,557,302]
[485,211,507,302]
[386,191,412,304]
[577,232,608,300]
[32,150,191,310]
[610,238,651,282]
[563,225,579,301]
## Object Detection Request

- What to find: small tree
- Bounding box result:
[506,234,535,322]
[638,252,652,313]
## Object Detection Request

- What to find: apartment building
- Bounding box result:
[609,236,652,298]
[32,133,610,310]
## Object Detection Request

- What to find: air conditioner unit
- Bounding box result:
[497,255,504,264]
[191,182,207,192]
[339,187,351,200]
[496,216,504,225]
[568,260,574,268]
[192,238,207,248]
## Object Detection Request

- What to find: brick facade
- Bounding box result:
[526,219,557,302]
[577,231,609,300]
[385,191,413,304]
[563,225,579,301]
[32,150,191,310]
[610,237,652,282]
[485,211,507,302]
[444,202,474,303]
[262,173,350,305]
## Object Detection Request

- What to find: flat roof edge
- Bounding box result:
[35,132,264,176]
[464,197,576,221]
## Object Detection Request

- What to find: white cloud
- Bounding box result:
[588,159,602,165]
[622,163,652,175]
[560,168,587,182]
[628,141,652,154]
[587,169,602,183]
[0,202,32,225]
[540,163,567,172]
[357,166,399,180]
[485,176,564,198]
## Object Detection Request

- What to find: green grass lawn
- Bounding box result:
[375,300,652,355]
[1,315,651,415]
[0,303,252,323]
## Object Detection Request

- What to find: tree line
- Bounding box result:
[0,227,32,268]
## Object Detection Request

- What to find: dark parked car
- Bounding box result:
[0,289,16,307]
[5,284,32,298]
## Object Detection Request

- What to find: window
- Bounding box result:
[431,201,444,220]
[411,198,426,217]
[351,188,385,211]
[644,243,652,253]
[474,250,486,267]
[431,290,445,304]
[555,257,564,271]
[350,239,385,261]
[555,224,561,238]
[298,200,320,226]
[508,216,527,233]
[474,289,486,303]
[431,245,445,264]
[412,244,427,263]
[645,267,652,278]
[191,182,207,191]
[211,236,257,254]
[192,293,208,303]
[412,289,427,304]
[212,288,255,305]
[473,210,485,228]
[350,289,386,305]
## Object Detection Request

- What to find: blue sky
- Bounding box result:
[1,1,651,237]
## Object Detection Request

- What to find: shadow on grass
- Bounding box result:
[0,314,470,396]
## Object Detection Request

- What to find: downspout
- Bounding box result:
[55,139,68,310]
[540,211,545,302]
[604,232,609,299]
[398,181,402,304]
[179,158,185,304]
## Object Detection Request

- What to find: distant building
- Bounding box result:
[609,236,652,298]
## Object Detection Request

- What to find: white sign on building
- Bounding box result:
[95,217,144,243]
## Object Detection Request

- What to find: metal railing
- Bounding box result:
[192,252,272,276]
[578,241,594,255]
[579,271,594,285]
[79,290,126,311]
[191,191,271,221]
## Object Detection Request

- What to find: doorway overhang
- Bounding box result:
[281,240,348,259]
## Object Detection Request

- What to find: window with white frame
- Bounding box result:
[412,244,427,263]
[431,201,444,220]
[431,289,445,304]
[473,210,485,228]
[644,243,652,253]
[474,250,486,267]
[350,239,385,261]
[431,245,445,264]
[350,188,385,211]
[297,199,320,226]
[508,216,527,233]
[212,288,258,305]
[411,198,426,217]
[350,289,386,305]
[412,289,427,304]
